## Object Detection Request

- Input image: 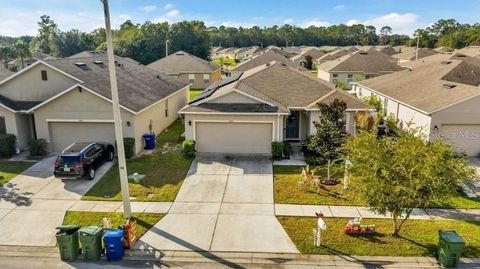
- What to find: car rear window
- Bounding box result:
[57,156,81,166]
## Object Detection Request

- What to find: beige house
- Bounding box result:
[353,53,480,156]
[318,50,405,89]
[233,50,306,72]
[392,47,439,64]
[0,54,189,154]
[147,51,221,90]
[179,62,369,155]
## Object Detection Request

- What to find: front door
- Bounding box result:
[286,111,300,139]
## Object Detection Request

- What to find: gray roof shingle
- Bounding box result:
[147,51,219,74]
[45,55,189,113]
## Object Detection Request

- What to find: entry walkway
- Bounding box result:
[135,155,299,253]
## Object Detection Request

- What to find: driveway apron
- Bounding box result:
[136,155,299,253]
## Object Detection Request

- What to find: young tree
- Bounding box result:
[345,130,474,235]
[308,99,347,164]
[303,54,313,70]
[0,46,14,69]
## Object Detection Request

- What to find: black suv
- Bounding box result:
[54,142,115,180]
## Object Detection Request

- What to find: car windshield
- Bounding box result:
[57,156,81,166]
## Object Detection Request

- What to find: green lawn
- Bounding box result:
[278,217,480,257]
[0,161,35,186]
[83,119,192,202]
[274,165,480,209]
[63,211,163,239]
[189,88,203,101]
[212,58,238,68]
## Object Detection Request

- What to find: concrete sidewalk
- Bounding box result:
[275,204,480,220]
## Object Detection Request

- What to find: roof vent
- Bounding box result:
[456,53,466,57]
[74,62,86,67]
[175,53,184,56]
[93,60,103,64]
[359,52,368,55]
[265,63,270,66]
[441,60,452,65]
[442,83,457,89]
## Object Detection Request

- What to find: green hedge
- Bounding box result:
[271,141,284,159]
[28,139,48,156]
[0,134,16,158]
[182,140,196,159]
[123,138,135,159]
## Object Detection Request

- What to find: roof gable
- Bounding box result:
[147,51,219,73]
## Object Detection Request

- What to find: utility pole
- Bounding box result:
[165,39,170,57]
[101,0,131,219]
[415,35,420,60]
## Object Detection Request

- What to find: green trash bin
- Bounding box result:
[55,225,80,261]
[438,230,465,268]
[78,226,103,260]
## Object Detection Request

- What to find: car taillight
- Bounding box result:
[75,162,84,169]
[54,161,60,168]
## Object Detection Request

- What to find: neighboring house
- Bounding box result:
[236,46,263,59]
[0,54,189,154]
[291,48,325,68]
[8,51,51,71]
[233,50,306,72]
[317,50,405,88]
[352,53,480,156]
[376,46,398,56]
[315,47,357,64]
[392,47,439,63]
[147,51,221,90]
[454,46,480,59]
[0,68,13,81]
[178,61,369,155]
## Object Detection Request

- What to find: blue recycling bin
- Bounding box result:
[103,229,124,261]
[143,133,155,150]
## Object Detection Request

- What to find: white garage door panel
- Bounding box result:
[441,124,480,156]
[49,122,115,152]
[196,122,272,154]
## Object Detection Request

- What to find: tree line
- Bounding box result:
[1,16,479,70]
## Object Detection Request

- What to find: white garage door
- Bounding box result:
[441,124,480,156]
[49,122,115,152]
[195,122,272,154]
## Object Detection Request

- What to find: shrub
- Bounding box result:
[283,141,292,156]
[0,134,16,158]
[28,139,48,156]
[123,138,136,159]
[182,140,196,159]
[271,141,284,159]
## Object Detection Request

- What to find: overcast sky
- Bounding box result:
[1,0,480,37]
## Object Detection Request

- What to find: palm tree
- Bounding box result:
[14,40,31,69]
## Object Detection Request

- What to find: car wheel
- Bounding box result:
[87,168,96,180]
[108,151,114,161]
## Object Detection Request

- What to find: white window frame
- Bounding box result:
[188,74,195,83]
[203,74,210,84]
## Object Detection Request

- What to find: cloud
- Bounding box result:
[140,5,157,13]
[301,19,331,27]
[283,18,293,24]
[347,13,422,35]
[346,19,360,26]
[164,3,174,10]
[220,21,256,28]
[333,5,345,11]
[154,9,181,23]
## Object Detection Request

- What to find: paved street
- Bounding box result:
[136,155,298,254]
[0,155,114,246]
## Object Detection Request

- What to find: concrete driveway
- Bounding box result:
[136,155,298,253]
[0,155,114,246]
